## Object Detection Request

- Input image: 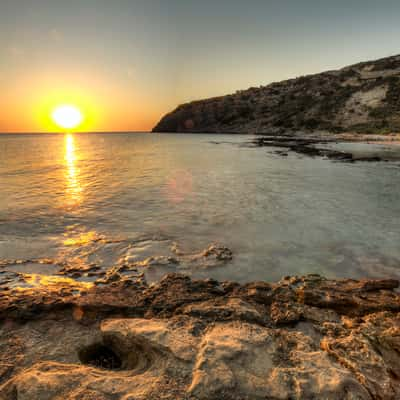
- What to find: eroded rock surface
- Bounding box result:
[1,274,400,399]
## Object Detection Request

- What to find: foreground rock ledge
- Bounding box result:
[1,274,400,399]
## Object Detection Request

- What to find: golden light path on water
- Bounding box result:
[62,134,101,248]
[22,274,93,289]
[64,134,82,206]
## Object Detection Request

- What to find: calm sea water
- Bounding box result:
[1,132,400,284]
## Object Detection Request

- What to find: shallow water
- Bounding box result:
[1,132,400,285]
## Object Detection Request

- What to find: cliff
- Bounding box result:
[153,55,400,134]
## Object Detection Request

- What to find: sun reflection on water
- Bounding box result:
[63,230,100,246]
[23,273,93,289]
[64,134,82,205]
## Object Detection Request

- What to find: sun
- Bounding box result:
[52,105,83,130]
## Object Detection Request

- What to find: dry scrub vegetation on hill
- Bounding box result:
[153,55,400,135]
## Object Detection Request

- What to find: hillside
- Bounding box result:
[153,55,400,134]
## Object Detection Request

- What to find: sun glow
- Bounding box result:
[52,105,83,130]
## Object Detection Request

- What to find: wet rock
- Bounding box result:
[270,300,303,325]
[243,281,274,304]
[253,135,390,162]
[181,298,264,324]
[298,277,400,316]
[197,244,233,262]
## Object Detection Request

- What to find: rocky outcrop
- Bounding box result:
[152,55,400,134]
[1,274,400,399]
[251,135,398,162]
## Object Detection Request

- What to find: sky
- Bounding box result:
[0,0,400,133]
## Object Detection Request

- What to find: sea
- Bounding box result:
[1,132,400,287]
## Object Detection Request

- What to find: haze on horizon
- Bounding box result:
[1,0,399,133]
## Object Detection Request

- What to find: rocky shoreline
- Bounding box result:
[250,134,400,162]
[1,273,400,399]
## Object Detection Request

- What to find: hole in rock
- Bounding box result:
[79,343,122,370]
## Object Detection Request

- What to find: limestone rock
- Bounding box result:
[1,274,400,399]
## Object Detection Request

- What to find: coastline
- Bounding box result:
[250,132,400,162]
[336,132,400,144]
[1,273,400,399]
[1,132,399,398]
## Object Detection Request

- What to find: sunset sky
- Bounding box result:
[1,0,400,133]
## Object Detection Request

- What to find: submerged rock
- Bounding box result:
[0,274,400,399]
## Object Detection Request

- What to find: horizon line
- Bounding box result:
[0,130,152,135]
